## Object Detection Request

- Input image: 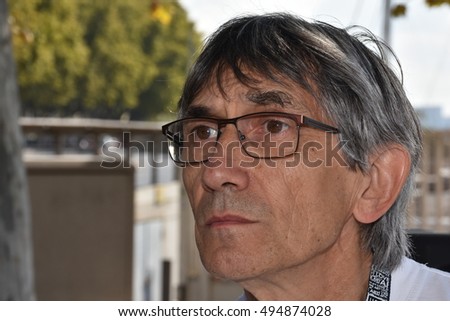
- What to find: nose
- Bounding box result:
[215,121,244,143]
[201,124,250,192]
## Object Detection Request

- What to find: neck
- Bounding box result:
[239,225,373,300]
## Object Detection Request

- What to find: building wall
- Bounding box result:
[26,156,134,300]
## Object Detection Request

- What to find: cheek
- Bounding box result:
[274,165,352,247]
[255,169,311,241]
[246,168,336,265]
[181,167,192,188]
[182,167,202,206]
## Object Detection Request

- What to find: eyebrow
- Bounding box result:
[245,90,293,107]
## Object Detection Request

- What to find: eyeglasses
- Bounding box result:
[161,111,339,164]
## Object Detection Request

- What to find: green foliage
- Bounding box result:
[392,0,450,17]
[426,0,450,7]
[8,0,201,119]
[132,1,200,120]
[391,4,407,17]
[9,0,89,109]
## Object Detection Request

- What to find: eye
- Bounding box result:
[264,119,290,134]
[191,125,218,141]
[242,115,295,140]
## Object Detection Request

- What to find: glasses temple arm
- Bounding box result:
[302,116,339,133]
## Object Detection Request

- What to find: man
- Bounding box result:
[162,13,450,300]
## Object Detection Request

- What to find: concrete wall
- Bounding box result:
[26,155,133,300]
[133,182,182,301]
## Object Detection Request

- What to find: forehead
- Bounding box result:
[186,69,321,117]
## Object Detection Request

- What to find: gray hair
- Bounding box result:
[178,13,423,272]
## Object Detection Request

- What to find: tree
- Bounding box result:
[391,0,450,17]
[8,0,201,119]
[76,0,159,118]
[8,0,89,114]
[426,0,450,6]
[132,1,201,120]
[0,0,35,300]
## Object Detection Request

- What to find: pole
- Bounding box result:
[383,0,392,46]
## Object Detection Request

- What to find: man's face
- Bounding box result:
[182,71,365,283]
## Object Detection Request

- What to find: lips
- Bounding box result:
[205,214,257,228]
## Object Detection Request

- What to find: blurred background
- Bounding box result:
[1,0,450,301]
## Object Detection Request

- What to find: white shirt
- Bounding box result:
[390,257,450,300]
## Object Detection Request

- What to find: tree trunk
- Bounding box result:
[0,0,35,300]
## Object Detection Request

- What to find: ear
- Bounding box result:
[353,145,411,224]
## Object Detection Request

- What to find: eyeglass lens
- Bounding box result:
[167,113,300,163]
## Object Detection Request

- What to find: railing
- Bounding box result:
[20,116,164,155]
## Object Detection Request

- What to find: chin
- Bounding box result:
[199,249,262,282]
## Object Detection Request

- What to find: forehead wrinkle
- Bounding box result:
[183,105,212,118]
[184,69,319,117]
[246,88,316,116]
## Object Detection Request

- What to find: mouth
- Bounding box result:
[205,214,257,228]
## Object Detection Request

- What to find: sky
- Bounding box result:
[178,0,450,116]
